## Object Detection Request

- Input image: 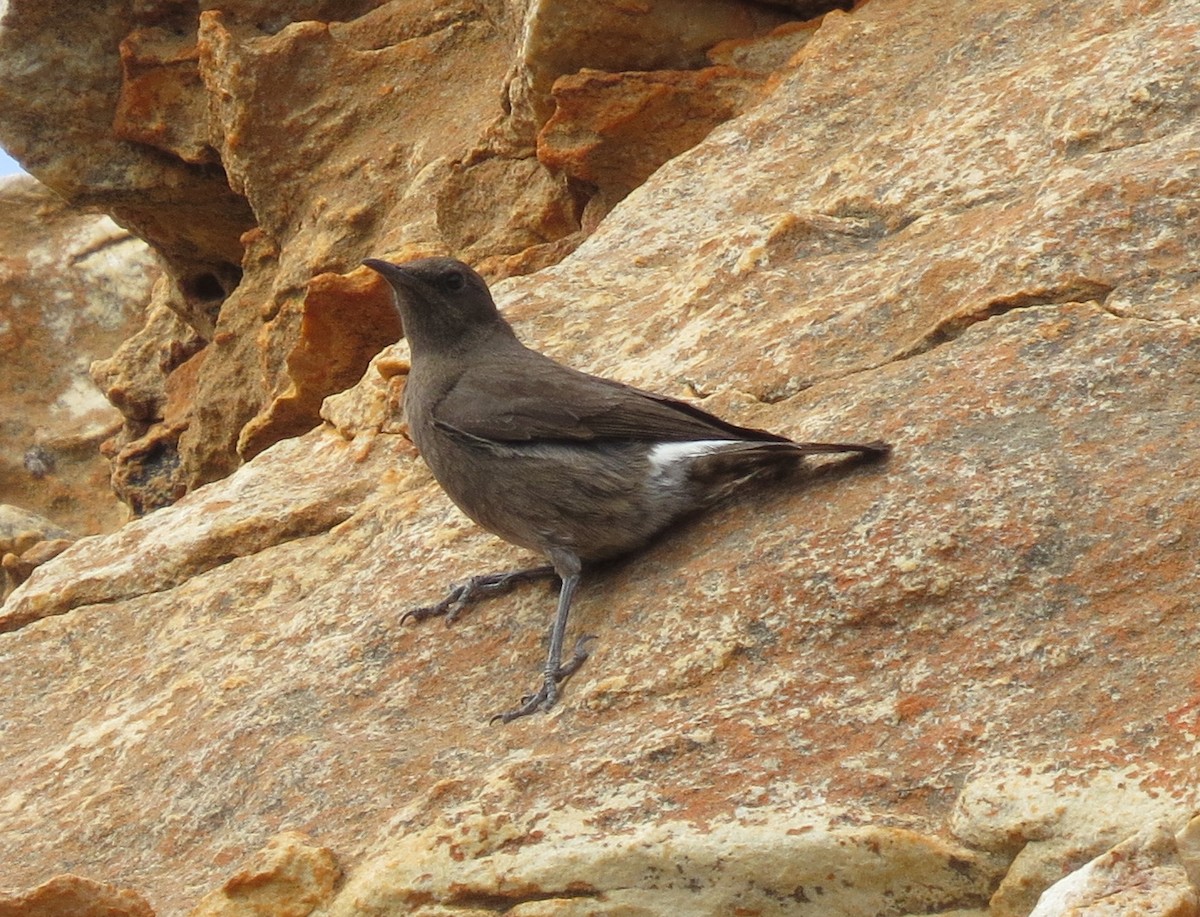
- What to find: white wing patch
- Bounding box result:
[647,440,738,476]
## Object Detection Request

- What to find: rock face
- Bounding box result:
[0,0,811,505]
[0,176,160,538]
[2,0,1200,916]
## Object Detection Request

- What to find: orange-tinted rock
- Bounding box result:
[707,19,822,74]
[188,832,339,917]
[0,504,75,602]
[91,278,207,515]
[435,155,584,267]
[504,0,793,134]
[0,874,153,917]
[0,4,253,318]
[116,26,214,165]
[1030,823,1200,917]
[1,537,73,603]
[236,267,402,460]
[538,66,762,209]
[535,18,829,222]
[2,1,801,501]
[165,5,590,483]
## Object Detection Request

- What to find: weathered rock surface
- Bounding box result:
[188,832,339,917]
[2,0,1200,915]
[0,175,160,535]
[0,874,154,917]
[1029,817,1200,917]
[0,0,804,505]
[0,504,75,602]
[0,2,253,320]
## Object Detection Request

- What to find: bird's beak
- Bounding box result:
[362,258,413,290]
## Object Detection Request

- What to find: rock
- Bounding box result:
[0,0,799,502]
[538,66,764,214]
[953,768,1200,916]
[324,816,997,916]
[2,537,74,604]
[0,430,403,634]
[137,2,589,491]
[537,21,823,216]
[1,0,1199,915]
[116,25,215,167]
[1029,822,1200,917]
[91,278,209,515]
[0,874,153,917]
[707,19,822,74]
[0,176,159,534]
[504,0,793,134]
[234,266,402,461]
[0,2,254,322]
[0,504,74,550]
[0,504,76,600]
[187,832,339,917]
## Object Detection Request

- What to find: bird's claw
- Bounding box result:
[490,635,597,725]
[399,584,468,625]
[400,567,558,627]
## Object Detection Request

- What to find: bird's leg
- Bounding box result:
[401,565,557,625]
[492,552,594,724]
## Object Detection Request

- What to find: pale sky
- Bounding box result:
[0,1,17,176]
[0,148,23,176]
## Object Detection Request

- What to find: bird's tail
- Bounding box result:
[784,439,891,458]
[686,438,890,498]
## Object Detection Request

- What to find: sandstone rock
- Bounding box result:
[537,21,823,217]
[91,279,206,426]
[0,504,76,601]
[175,2,585,488]
[1,0,1199,915]
[1,537,74,605]
[91,278,209,515]
[235,267,402,461]
[707,19,821,74]
[188,832,339,917]
[324,815,998,916]
[116,25,215,166]
[1,0,803,505]
[0,874,153,917]
[952,767,1200,917]
[1029,823,1200,917]
[760,0,853,15]
[503,0,793,136]
[0,2,254,321]
[0,505,74,551]
[538,66,764,213]
[0,176,159,534]
[0,430,403,634]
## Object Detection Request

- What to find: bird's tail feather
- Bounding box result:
[686,438,889,497]
[784,439,890,457]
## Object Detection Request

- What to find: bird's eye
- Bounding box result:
[442,269,466,291]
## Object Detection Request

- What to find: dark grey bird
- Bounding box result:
[363,256,889,723]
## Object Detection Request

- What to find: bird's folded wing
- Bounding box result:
[431,356,789,444]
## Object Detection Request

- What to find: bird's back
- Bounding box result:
[403,332,809,562]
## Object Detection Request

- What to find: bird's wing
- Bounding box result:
[430,347,789,445]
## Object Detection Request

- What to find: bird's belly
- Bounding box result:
[413,430,692,562]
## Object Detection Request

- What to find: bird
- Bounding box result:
[363,256,889,723]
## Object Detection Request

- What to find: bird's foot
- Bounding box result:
[401,565,557,625]
[490,635,596,724]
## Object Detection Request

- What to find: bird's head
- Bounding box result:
[363,257,502,356]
